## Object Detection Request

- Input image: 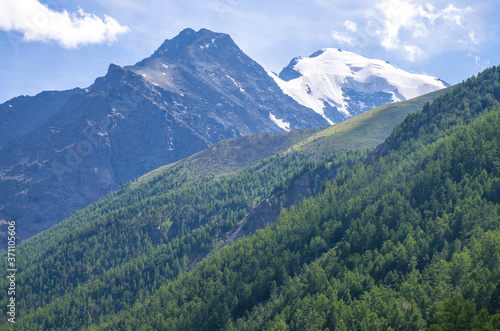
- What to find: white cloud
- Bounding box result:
[468,31,478,44]
[468,53,490,69]
[403,45,423,62]
[441,4,470,27]
[331,31,355,46]
[0,0,129,48]
[344,20,358,33]
[373,0,474,61]
[331,0,478,62]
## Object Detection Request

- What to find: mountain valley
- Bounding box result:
[0,28,498,331]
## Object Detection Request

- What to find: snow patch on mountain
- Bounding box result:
[226,74,245,92]
[269,48,448,124]
[269,112,290,131]
[268,70,334,125]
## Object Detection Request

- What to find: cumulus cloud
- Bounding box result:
[372,0,474,61]
[0,0,130,48]
[344,20,358,33]
[331,0,477,62]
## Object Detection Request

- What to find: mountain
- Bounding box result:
[0,88,84,148]
[1,66,498,330]
[269,48,448,123]
[135,88,447,189]
[293,88,447,156]
[0,28,329,245]
[125,28,328,132]
[0,85,447,329]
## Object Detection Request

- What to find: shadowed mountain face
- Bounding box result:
[0,28,328,245]
[0,88,85,148]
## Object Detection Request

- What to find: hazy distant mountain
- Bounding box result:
[269,48,448,123]
[0,88,84,147]
[0,28,328,244]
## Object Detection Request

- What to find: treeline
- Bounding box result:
[382,66,500,156]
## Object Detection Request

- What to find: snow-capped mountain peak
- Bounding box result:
[269,48,448,124]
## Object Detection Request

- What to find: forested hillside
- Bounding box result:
[1,67,499,330]
[0,125,362,329]
[89,67,499,330]
[0,86,444,330]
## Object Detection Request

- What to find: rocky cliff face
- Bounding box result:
[0,28,328,246]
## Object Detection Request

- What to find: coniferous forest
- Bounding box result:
[1,67,500,330]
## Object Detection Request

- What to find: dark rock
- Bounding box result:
[0,28,328,247]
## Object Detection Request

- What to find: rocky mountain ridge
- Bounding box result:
[0,28,328,244]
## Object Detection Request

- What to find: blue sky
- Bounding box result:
[1,0,499,103]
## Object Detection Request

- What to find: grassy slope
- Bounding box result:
[133,127,323,188]
[135,87,448,190]
[293,88,448,156]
